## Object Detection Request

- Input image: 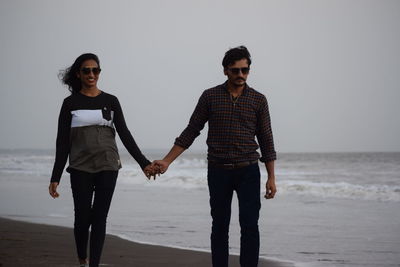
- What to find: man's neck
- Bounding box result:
[227,83,245,98]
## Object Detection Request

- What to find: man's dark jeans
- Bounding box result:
[207,163,261,267]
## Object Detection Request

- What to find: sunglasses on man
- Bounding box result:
[227,67,250,75]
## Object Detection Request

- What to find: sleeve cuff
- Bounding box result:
[139,159,152,170]
[260,152,277,163]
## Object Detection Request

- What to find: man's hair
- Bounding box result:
[222,46,252,69]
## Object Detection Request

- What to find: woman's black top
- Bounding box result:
[50,91,150,183]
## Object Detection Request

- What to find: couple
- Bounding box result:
[48,46,276,267]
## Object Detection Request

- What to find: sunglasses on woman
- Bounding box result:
[81,67,102,75]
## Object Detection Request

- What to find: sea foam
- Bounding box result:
[1,150,399,202]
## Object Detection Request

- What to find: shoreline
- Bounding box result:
[0,217,294,267]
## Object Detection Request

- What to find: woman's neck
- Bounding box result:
[80,86,101,97]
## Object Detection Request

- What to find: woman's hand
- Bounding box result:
[143,164,160,180]
[49,182,60,198]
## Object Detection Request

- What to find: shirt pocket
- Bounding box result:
[102,107,112,121]
[238,109,257,132]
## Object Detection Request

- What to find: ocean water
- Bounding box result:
[0,149,399,267]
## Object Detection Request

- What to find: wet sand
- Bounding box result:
[0,217,293,267]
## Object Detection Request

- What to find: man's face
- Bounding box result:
[224,58,250,87]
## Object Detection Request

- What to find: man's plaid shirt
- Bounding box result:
[175,82,276,163]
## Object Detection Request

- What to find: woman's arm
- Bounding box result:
[49,99,72,198]
[112,96,152,171]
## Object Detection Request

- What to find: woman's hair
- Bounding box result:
[222,46,252,69]
[59,53,100,94]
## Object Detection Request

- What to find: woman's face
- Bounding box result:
[77,59,101,89]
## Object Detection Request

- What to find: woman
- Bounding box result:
[48,53,156,267]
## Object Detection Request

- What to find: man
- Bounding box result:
[154,46,276,267]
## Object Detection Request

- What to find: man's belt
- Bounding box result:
[208,160,258,170]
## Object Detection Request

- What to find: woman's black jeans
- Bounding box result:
[70,169,118,267]
[207,163,261,267]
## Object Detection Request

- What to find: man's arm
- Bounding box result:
[264,160,276,199]
[256,95,276,163]
[255,95,277,199]
[154,91,209,173]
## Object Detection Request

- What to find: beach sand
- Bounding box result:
[0,217,293,267]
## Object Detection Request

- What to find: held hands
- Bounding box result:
[143,164,160,180]
[143,160,170,180]
[152,160,170,174]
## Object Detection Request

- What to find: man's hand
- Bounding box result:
[264,161,276,199]
[152,160,170,174]
[264,177,277,199]
[49,182,60,199]
[150,145,185,175]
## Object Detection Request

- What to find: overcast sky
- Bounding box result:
[0,0,399,153]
